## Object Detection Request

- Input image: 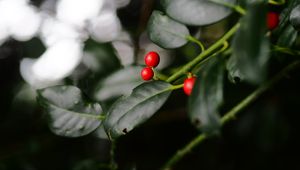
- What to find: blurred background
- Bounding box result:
[1,0,300,170]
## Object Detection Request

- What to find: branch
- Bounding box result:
[166,23,240,83]
[161,61,300,170]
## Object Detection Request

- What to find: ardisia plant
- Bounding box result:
[7,0,300,169]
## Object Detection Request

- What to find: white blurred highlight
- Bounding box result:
[56,0,104,28]
[9,5,41,41]
[89,11,121,43]
[11,0,133,88]
[40,15,87,47]
[0,0,41,42]
[21,40,83,88]
[20,58,63,89]
[0,23,8,44]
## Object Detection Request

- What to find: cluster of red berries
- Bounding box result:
[140,11,279,95]
[267,12,279,30]
[141,51,160,81]
[141,51,197,96]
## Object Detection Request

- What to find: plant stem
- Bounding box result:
[161,134,207,170]
[110,141,118,170]
[166,23,240,83]
[154,71,169,81]
[268,0,285,5]
[221,61,300,124]
[191,41,229,74]
[98,115,106,120]
[273,45,300,56]
[161,61,300,170]
[186,35,205,52]
[169,84,184,91]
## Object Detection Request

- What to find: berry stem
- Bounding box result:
[154,71,169,81]
[186,35,205,52]
[161,61,300,170]
[169,84,184,91]
[187,72,193,78]
[191,41,229,74]
[166,23,240,83]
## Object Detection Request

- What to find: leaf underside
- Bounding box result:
[37,85,102,137]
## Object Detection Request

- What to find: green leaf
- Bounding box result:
[272,1,299,48]
[228,3,270,84]
[274,0,297,33]
[162,0,236,26]
[226,56,244,83]
[290,5,300,31]
[189,57,224,134]
[147,10,190,49]
[37,86,103,137]
[277,24,298,48]
[104,81,172,139]
[93,66,144,101]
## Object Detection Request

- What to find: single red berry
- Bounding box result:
[183,77,196,96]
[144,51,160,67]
[267,12,280,30]
[141,67,154,81]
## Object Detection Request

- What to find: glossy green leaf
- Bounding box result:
[147,10,190,49]
[37,86,103,137]
[189,57,224,134]
[272,1,299,48]
[162,0,236,26]
[229,3,270,84]
[273,0,299,47]
[104,81,172,139]
[93,66,144,101]
[277,24,298,47]
[274,0,297,33]
[290,5,300,31]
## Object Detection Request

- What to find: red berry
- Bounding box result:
[144,51,160,67]
[183,77,196,96]
[267,12,279,30]
[141,67,154,81]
